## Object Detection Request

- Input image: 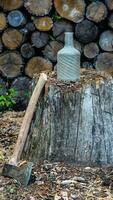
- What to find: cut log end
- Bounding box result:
[86,2,108,23]
[54,0,86,23]
[75,20,98,44]
[0,52,23,78]
[33,17,53,31]
[0,0,23,11]
[25,56,53,78]
[2,29,23,50]
[0,13,7,31]
[24,0,52,16]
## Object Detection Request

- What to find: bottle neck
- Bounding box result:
[65,32,74,47]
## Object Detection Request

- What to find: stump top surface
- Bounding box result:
[34,69,110,92]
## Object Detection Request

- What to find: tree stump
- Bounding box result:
[23,69,113,166]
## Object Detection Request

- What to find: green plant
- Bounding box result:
[0,88,17,111]
[52,10,61,22]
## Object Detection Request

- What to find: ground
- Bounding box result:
[0,111,113,200]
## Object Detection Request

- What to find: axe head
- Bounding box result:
[2,162,33,186]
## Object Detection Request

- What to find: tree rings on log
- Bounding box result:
[0,52,23,78]
[84,43,99,59]
[43,41,63,62]
[99,30,113,52]
[24,0,52,16]
[31,31,49,48]
[105,0,113,10]
[0,0,23,11]
[2,29,23,50]
[33,17,53,31]
[95,53,113,74]
[52,19,73,42]
[86,1,108,23]
[0,13,7,31]
[25,56,53,78]
[7,10,26,28]
[54,0,86,23]
[75,20,98,44]
[21,43,35,59]
[11,76,31,109]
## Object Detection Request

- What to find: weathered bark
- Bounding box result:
[2,29,23,50]
[25,56,53,78]
[54,0,86,23]
[31,31,49,48]
[0,52,23,78]
[33,17,53,31]
[21,43,35,59]
[95,53,113,74]
[23,70,113,166]
[0,13,7,31]
[52,19,74,42]
[99,30,113,52]
[24,0,52,16]
[43,41,63,62]
[75,20,98,44]
[0,0,23,11]
[86,2,107,23]
[83,43,99,59]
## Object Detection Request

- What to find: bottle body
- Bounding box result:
[57,32,80,81]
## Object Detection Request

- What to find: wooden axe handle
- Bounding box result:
[9,73,47,165]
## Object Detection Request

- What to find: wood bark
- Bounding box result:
[75,20,98,44]
[54,0,86,23]
[23,71,113,166]
[86,2,107,23]
[25,56,53,78]
[0,52,23,78]
[24,0,52,16]
[2,29,23,50]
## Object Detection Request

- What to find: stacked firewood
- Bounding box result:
[0,0,113,108]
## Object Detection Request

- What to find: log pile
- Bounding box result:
[0,0,113,108]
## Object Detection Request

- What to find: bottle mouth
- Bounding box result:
[65,32,73,35]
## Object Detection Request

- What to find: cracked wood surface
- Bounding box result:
[24,72,113,166]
